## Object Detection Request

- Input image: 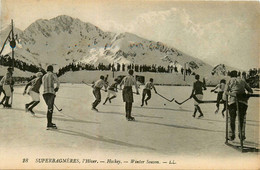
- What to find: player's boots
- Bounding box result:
[28,108,35,115]
[128,111,135,121]
[103,97,109,105]
[109,96,116,103]
[3,97,11,108]
[141,100,144,107]
[128,116,135,121]
[28,101,39,114]
[47,123,57,129]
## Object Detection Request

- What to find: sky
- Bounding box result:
[0,0,259,70]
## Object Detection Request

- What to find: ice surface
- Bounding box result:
[0,84,259,169]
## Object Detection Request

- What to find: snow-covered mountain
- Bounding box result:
[211,64,240,76]
[1,15,214,75]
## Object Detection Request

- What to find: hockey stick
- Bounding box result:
[192,95,217,104]
[156,93,175,102]
[174,97,191,105]
[54,104,62,112]
[235,97,244,152]
[225,97,229,144]
[82,81,139,95]
[82,81,107,92]
[226,92,260,98]
[53,104,77,119]
[117,88,139,95]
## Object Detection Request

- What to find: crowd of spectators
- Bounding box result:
[0,55,42,73]
[57,62,194,77]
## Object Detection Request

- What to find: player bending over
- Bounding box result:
[141,78,157,107]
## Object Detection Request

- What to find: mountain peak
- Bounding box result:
[51,15,75,22]
[1,15,215,76]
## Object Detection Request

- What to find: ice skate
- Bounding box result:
[46,123,57,130]
[103,97,109,105]
[238,134,246,141]
[28,108,35,115]
[3,104,12,108]
[91,107,98,112]
[128,116,135,121]
[198,114,204,118]
[221,111,225,118]
[25,104,29,112]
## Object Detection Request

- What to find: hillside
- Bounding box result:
[1,15,215,76]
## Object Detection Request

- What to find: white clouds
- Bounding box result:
[3,0,258,70]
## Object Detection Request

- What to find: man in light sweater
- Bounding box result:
[223,70,253,141]
[42,65,60,129]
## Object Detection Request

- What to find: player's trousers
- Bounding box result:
[228,102,247,138]
[142,89,151,104]
[122,87,133,118]
[216,92,224,108]
[43,93,55,125]
[92,87,101,108]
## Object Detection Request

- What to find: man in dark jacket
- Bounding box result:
[190,74,207,118]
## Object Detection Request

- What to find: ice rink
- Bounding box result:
[0,84,259,169]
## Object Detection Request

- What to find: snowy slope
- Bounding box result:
[1,15,215,76]
[0,65,34,77]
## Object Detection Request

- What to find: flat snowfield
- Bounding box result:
[0,83,259,169]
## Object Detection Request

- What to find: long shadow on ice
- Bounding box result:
[198,118,259,127]
[108,104,192,112]
[97,111,163,119]
[133,106,193,112]
[51,128,156,151]
[135,120,224,133]
[35,111,100,124]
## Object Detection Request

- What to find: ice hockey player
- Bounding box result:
[141,78,157,107]
[2,67,14,108]
[211,79,226,116]
[223,70,253,141]
[119,69,139,121]
[92,75,108,111]
[190,74,207,118]
[23,72,43,114]
[0,76,6,105]
[103,78,118,105]
[42,65,60,129]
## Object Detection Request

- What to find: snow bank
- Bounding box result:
[0,65,34,77]
[59,70,196,85]
[59,70,227,86]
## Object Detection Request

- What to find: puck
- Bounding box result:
[164,104,166,106]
